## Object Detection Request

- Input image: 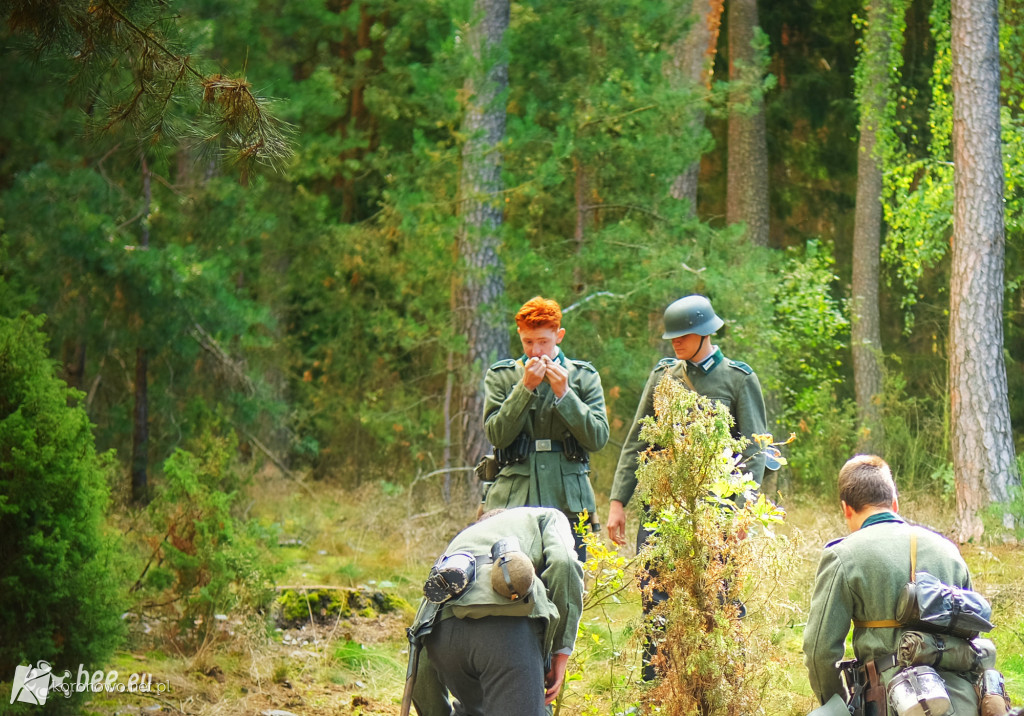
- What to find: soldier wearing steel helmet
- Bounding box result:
[604,294,769,680]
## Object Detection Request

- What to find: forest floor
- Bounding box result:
[77,474,1024,716]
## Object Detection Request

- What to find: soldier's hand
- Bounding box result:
[523,356,546,391]
[544,652,569,705]
[606,500,627,546]
[541,355,569,399]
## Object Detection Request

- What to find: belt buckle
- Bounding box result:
[535,439,552,452]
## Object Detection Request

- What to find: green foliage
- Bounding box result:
[785,383,858,492]
[755,240,852,491]
[2,0,292,175]
[559,516,641,714]
[632,377,793,714]
[0,313,124,677]
[878,367,953,496]
[131,425,279,648]
[764,241,850,410]
[332,640,402,673]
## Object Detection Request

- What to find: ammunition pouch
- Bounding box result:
[494,433,531,468]
[563,434,589,464]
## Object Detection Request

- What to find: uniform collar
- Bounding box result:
[860,511,904,529]
[688,347,723,375]
[519,348,566,366]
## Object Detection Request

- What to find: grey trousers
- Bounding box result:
[421,615,547,716]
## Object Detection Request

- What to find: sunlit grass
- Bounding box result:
[78,474,1023,715]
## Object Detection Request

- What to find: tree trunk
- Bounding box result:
[455,0,510,479]
[668,0,725,209]
[850,0,891,455]
[131,155,152,504]
[573,155,597,294]
[949,0,1020,540]
[726,0,770,247]
[131,347,149,503]
[329,1,385,222]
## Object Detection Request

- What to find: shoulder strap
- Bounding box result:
[852,531,917,629]
[673,360,696,392]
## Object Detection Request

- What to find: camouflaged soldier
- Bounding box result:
[482,297,609,560]
[606,294,768,547]
[803,455,979,716]
[604,294,768,681]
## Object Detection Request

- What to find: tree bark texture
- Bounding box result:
[456,0,510,473]
[850,0,890,455]
[726,0,770,247]
[329,1,386,222]
[131,347,149,503]
[131,155,152,504]
[949,0,1020,540]
[669,0,724,208]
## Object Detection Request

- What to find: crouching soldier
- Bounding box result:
[804,455,1012,716]
[403,507,584,716]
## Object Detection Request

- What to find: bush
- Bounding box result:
[632,377,794,715]
[130,423,279,651]
[0,313,124,677]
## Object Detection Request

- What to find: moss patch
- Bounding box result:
[273,586,411,628]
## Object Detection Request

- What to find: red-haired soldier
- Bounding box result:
[481,297,609,560]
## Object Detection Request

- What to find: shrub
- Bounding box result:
[0,313,124,677]
[130,425,279,651]
[633,377,794,715]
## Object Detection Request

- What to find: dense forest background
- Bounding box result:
[3,0,1024,711]
[2,0,1022,506]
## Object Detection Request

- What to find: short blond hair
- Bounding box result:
[838,454,897,511]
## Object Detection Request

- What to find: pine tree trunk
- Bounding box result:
[131,347,149,503]
[131,155,152,505]
[949,0,1020,540]
[668,0,724,209]
[850,0,890,454]
[726,0,770,247]
[455,0,510,478]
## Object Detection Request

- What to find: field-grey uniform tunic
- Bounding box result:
[409,507,585,716]
[610,348,768,510]
[482,349,609,521]
[803,513,979,715]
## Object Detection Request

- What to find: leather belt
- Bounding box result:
[865,653,899,676]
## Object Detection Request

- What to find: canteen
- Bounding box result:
[886,666,951,716]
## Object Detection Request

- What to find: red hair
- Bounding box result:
[515,296,562,330]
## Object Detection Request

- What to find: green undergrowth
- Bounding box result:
[65,473,1024,715]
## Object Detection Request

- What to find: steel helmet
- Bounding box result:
[662,295,724,339]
